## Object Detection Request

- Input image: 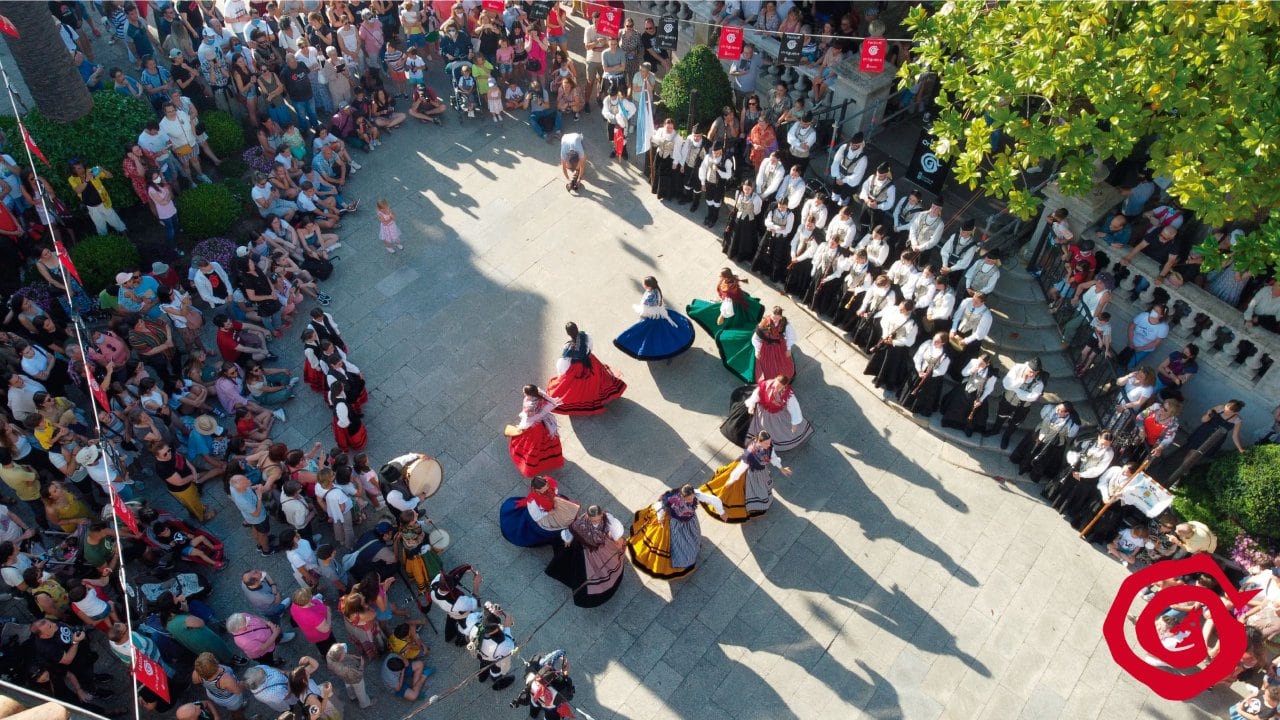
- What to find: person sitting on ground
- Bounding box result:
[1107,525,1154,567]
[408,83,446,124]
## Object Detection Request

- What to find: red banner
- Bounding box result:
[0,15,18,39]
[859,38,887,73]
[112,490,139,536]
[20,125,46,165]
[481,0,504,14]
[54,240,81,285]
[717,26,743,60]
[596,7,621,39]
[134,648,170,702]
[87,373,109,414]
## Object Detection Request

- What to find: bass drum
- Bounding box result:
[405,454,444,498]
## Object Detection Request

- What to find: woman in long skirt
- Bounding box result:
[700,432,792,523]
[613,277,696,361]
[1069,461,1141,541]
[507,385,565,478]
[330,380,367,452]
[812,248,854,318]
[1010,402,1081,482]
[864,300,918,394]
[545,505,627,607]
[831,249,874,328]
[719,384,756,447]
[745,376,814,453]
[1043,431,1115,511]
[301,328,327,393]
[751,307,797,382]
[849,275,897,348]
[783,218,821,297]
[940,353,995,436]
[628,484,723,580]
[687,268,765,382]
[898,332,951,416]
[499,475,581,547]
[546,322,626,414]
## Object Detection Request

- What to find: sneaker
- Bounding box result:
[328,242,343,250]
[350,161,363,171]
[317,295,331,306]
[258,547,275,557]
[198,174,213,184]
[288,376,301,388]
[492,116,498,123]
[574,112,580,122]
[468,110,476,118]
[272,408,287,422]
[347,200,361,212]
[396,243,404,250]
[387,246,397,254]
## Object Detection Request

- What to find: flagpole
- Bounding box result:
[0,52,146,720]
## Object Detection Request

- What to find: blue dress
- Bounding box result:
[499,496,561,547]
[613,290,696,361]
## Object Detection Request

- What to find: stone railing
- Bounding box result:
[1104,249,1278,385]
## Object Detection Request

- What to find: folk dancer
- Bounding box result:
[1010,402,1082,482]
[849,275,898,349]
[323,348,367,410]
[752,307,797,381]
[742,376,813,452]
[831,249,874,329]
[963,251,1002,297]
[864,300,919,395]
[329,379,366,451]
[856,162,896,233]
[506,385,565,478]
[648,117,679,199]
[783,215,821,297]
[627,484,723,579]
[429,563,480,646]
[900,331,951,416]
[498,475,580,548]
[906,198,945,264]
[1044,431,1115,512]
[464,601,517,690]
[723,180,764,262]
[700,431,793,523]
[947,292,993,380]
[545,322,626,415]
[510,650,576,719]
[687,268,764,337]
[828,131,868,207]
[938,218,980,289]
[940,352,996,436]
[301,327,327,393]
[989,358,1045,449]
[751,197,794,280]
[697,143,735,228]
[309,307,348,353]
[676,125,706,204]
[544,506,627,608]
[612,276,696,361]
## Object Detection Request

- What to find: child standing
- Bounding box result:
[486,79,503,122]
[352,453,385,514]
[377,199,403,253]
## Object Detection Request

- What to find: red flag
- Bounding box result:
[112,490,139,536]
[53,240,82,285]
[613,126,625,158]
[481,0,504,14]
[20,125,47,166]
[859,38,887,73]
[596,7,621,39]
[87,373,109,414]
[133,649,170,702]
[0,16,19,39]
[717,26,743,60]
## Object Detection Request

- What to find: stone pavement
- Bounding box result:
[160,69,1245,720]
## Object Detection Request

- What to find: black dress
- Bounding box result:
[718,384,756,448]
[899,368,946,416]
[864,321,916,393]
[940,368,992,435]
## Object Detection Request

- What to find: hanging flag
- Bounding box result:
[596,6,622,39]
[0,15,18,39]
[777,33,803,65]
[655,15,678,50]
[112,489,140,536]
[481,0,504,14]
[527,1,552,21]
[717,26,743,60]
[134,649,170,703]
[859,38,887,73]
[1118,473,1175,518]
[53,240,82,285]
[87,373,109,414]
[634,85,655,156]
[20,124,47,166]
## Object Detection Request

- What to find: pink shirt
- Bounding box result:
[232,614,276,658]
[290,601,331,643]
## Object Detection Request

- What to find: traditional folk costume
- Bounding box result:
[687,276,765,382]
[302,337,327,393]
[750,203,795,280]
[464,609,517,689]
[857,169,896,233]
[849,282,898,349]
[649,123,680,199]
[613,288,695,361]
[939,228,980,288]
[991,360,1044,446]
[899,338,951,416]
[1010,405,1081,482]
[941,358,996,436]
[723,186,764,262]
[330,381,367,451]
[430,565,480,646]
[499,476,581,547]
[963,257,1002,297]
[783,223,822,298]
[755,156,786,205]
[855,229,891,269]
[700,439,786,523]
[891,195,926,247]
[744,379,813,452]
[1043,436,1115,512]
[310,311,348,353]
[828,136,868,207]
[512,651,576,720]
[544,510,626,607]
[627,487,723,579]
[752,316,797,382]
[1072,465,1142,542]
[676,131,707,203]
[864,307,919,393]
[508,390,565,478]
[396,515,436,605]
[906,210,945,263]
[831,259,875,329]
[719,383,756,448]
[695,147,735,227]
[546,331,626,415]
[809,244,852,316]
[923,285,957,337]
[947,298,993,380]
[800,196,829,239]
[324,355,368,411]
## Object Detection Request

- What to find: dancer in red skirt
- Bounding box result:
[323,344,368,411]
[301,327,326,393]
[546,322,626,415]
[331,379,367,451]
[752,307,797,382]
[508,384,565,478]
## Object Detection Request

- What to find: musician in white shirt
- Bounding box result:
[857,162,896,232]
[855,225,891,268]
[799,194,828,232]
[755,151,786,200]
[775,163,806,211]
[963,252,1002,296]
[923,277,956,335]
[900,331,951,415]
[991,357,1045,448]
[892,189,925,237]
[948,292,993,378]
[907,198,945,257]
[825,205,855,248]
[939,218,980,287]
[828,131,868,206]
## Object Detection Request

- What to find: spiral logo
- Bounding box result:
[1103,554,1259,700]
[920,153,940,174]
[726,32,738,43]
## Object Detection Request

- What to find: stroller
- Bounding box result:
[134,503,226,569]
[445,60,481,118]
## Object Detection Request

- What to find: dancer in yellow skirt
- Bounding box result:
[627,484,723,580]
[699,431,792,523]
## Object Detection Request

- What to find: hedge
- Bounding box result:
[201,110,248,160]
[1172,444,1280,549]
[0,91,155,211]
[69,234,139,293]
[176,183,241,239]
[659,44,735,131]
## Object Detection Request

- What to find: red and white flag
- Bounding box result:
[134,649,170,703]
[717,26,743,60]
[20,124,47,166]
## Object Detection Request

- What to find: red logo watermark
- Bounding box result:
[1103,554,1259,700]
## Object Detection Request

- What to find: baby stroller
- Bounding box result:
[446,60,481,118]
[133,502,226,569]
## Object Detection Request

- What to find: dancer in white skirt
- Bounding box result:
[745,375,814,452]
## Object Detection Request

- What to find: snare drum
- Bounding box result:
[428,527,451,552]
[406,454,444,498]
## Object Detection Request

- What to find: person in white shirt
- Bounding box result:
[316,469,354,549]
[799,194,828,233]
[891,189,925,238]
[828,131,867,206]
[648,117,681,199]
[283,529,320,589]
[775,163,805,211]
[857,162,896,234]
[907,198,945,258]
[825,205,856,249]
[948,292,993,378]
[159,101,212,184]
[600,88,636,160]
[752,197,794,282]
[723,180,764,264]
[923,277,956,336]
[784,215,822,297]
[696,144,735,228]
[941,353,997,436]
[786,112,817,175]
[676,126,706,203]
[1010,402,1082,482]
[900,331,952,415]
[755,151,786,200]
[1043,431,1114,512]
[430,565,482,646]
[939,219,980,288]
[963,252,1002,296]
[855,225,892,268]
[865,299,919,396]
[991,358,1045,448]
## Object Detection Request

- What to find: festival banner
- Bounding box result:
[596,6,622,39]
[654,15,678,50]
[527,1,552,21]
[20,124,47,165]
[134,649,170,702]
[634,85,655,156]
[1118,473,1175,518]
[859,38,887,73]
[777,33,803,65]
[481,0,504,14]
[112,488,140,535]
[717,26,743,60]
[0,15,18,39]
[53,239,81,285]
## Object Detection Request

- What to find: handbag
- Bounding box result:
[256,298,283,316]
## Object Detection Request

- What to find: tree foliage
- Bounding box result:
[659,44,734,132]
[903,1,1280,273]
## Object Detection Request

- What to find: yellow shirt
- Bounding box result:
[68,173,112,209]
[0,463,39,501]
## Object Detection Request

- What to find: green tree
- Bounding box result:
[659,44,734,132]
[4,2,93,122]
[902,1,1280,273]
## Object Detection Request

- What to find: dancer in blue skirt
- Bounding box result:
[613,276,695,361]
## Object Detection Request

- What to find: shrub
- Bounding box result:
[202,111,247,159]
[0,91,154,211]
[658,44,734,131]
[192,237,236,268]
[69,234,139,293]
[177,183,242,239]
[1172,444,1280,549]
